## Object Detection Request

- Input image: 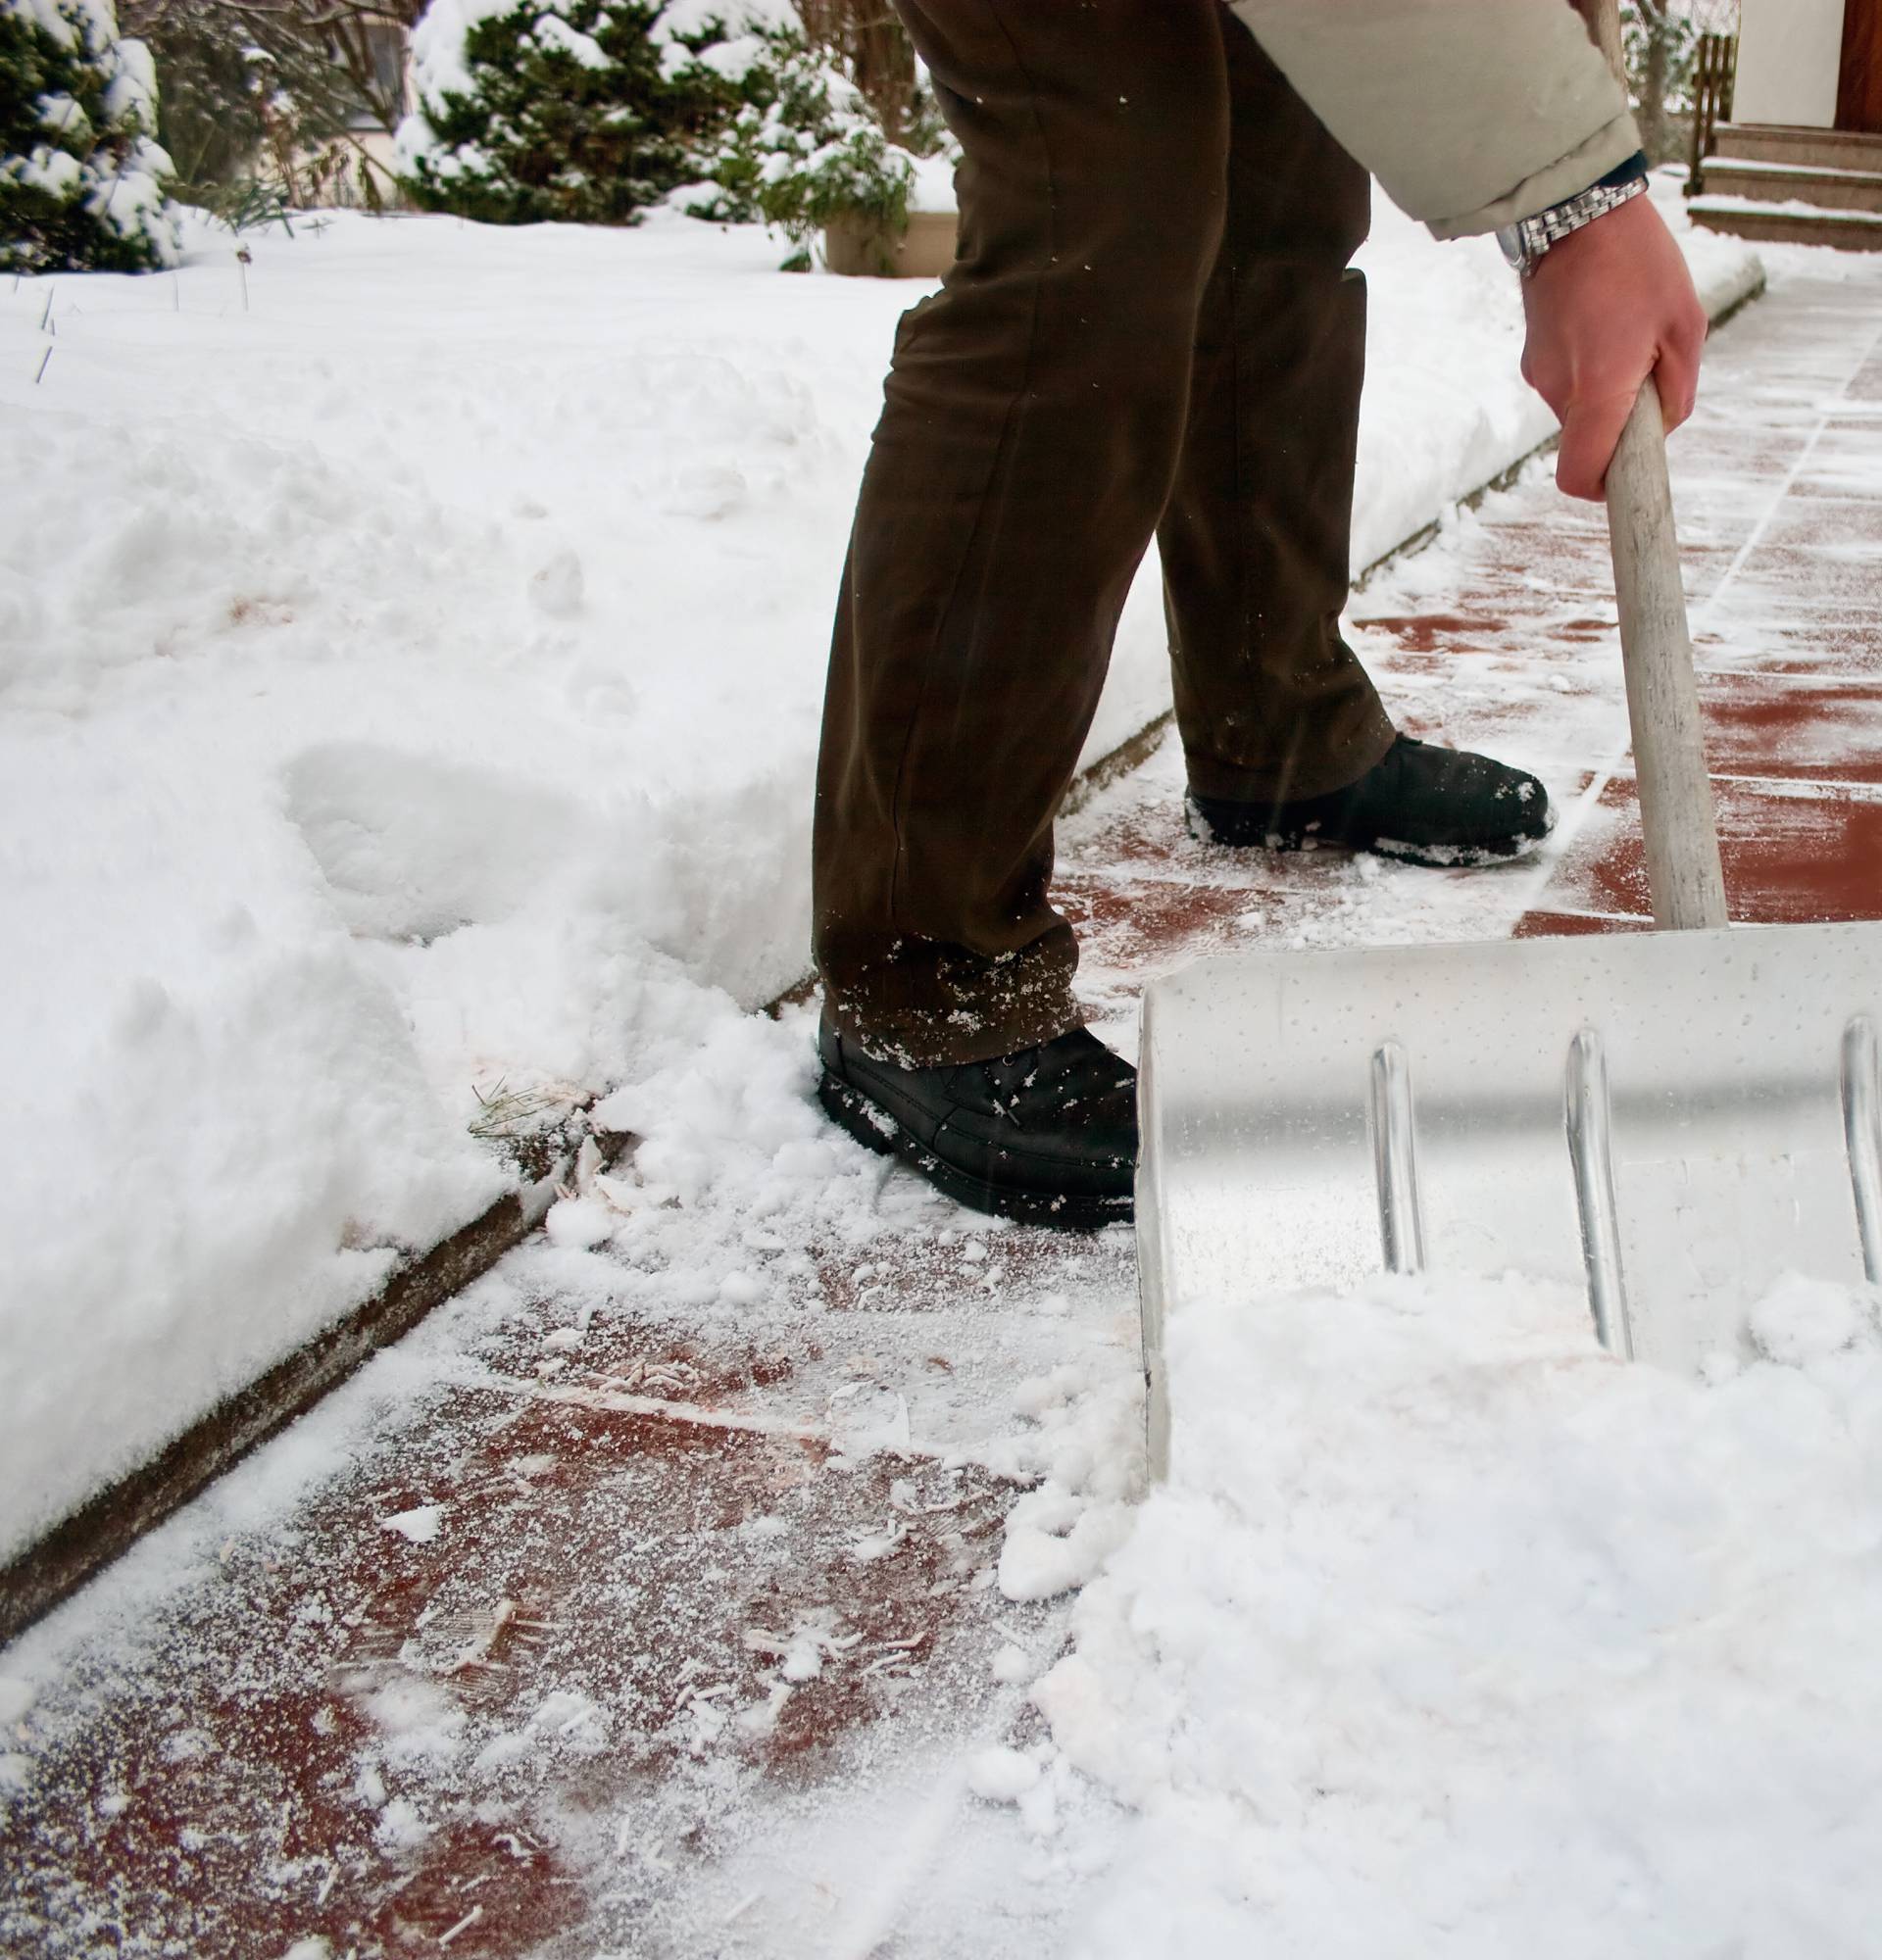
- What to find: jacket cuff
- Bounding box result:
[1424,112,1646,240]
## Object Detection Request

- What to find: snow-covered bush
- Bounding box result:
[396,0,781,225]
[1,0,178,270]
[696,29,911,241]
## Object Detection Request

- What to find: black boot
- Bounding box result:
[817,1019,1136,1228]
[1188,733,1551,865]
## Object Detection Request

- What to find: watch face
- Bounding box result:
[1495,222,1524,270]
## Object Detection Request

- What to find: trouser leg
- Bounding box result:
[1160,23,1397,805]
[812,0,1229,1067]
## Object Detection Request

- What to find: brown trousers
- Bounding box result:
[813,0,1395,1065]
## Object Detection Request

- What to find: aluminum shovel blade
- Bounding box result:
[1136,920,1882,1480]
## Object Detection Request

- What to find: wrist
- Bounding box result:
[1497,150,1650,277]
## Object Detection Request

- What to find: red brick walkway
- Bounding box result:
[6,264,1882,1960]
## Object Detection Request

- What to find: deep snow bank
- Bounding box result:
[0,188,1756,1566]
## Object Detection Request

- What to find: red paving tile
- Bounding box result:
[1501,275,1882,941]
[1521,773,1882,931]
[1793,423,1882,499]
[1698,674,1882,782]
[1693,617,1882,678]
[1512,908,1651,940]
[0,1293,1051,1957]
[1348,611,1515,654]
[1715,775,1882,921]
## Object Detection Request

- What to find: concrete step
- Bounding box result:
[1710,123,1882,174]
[1703,159,1882,215]
[1689,196,1882,252]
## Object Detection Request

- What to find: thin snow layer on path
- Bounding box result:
[1039,1271,1882,1955]
[0,985,1146,1959]
[0,190,1752,1562]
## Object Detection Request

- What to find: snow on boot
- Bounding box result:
[817,1020,1136,1229]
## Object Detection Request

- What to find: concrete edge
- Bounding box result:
[0,251,1767,1652]
[0,1130,632,1649]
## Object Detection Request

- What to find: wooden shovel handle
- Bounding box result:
[1605,389,1730,929]
[1588,0,1730,931]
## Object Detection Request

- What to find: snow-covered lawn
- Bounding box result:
[0,186,1755,1569]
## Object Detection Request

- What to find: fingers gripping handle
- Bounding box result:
[1606,386,1730,930]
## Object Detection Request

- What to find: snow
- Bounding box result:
[528,14,610,69]
[33,93,92,144]
[378,1502,444,1543]
[15,0,81,49]
[0,160,1766,1869]
[403,0,521,107]
[1691,192,1882,228]
[966,1745,1040,1803]
[8,142,82,197]
[1037,1267,1882,1954]
[907,151,958,215]
[101,33,157,123]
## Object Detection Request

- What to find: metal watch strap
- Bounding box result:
[1498,155,1651,275]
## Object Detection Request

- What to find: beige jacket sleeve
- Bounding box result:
[1228,0,1641,239]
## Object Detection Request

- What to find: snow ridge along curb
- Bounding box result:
[0,251,1765,1653]
[0,1127,625,1648]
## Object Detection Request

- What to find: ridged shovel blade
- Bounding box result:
[1136,921,1882,1480]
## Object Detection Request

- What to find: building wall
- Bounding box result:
[1735,0,1847,126]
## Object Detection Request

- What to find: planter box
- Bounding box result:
[823,208,959,278]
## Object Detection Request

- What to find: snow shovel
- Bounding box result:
[1135,4,1882,1480]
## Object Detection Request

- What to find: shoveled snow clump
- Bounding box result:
[1038,1268,1882,1953]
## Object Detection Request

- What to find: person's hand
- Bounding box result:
[1519,192,1708,501]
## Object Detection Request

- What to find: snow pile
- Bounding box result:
[1038,1269,1882,1952]
[1,212,892,1563]
[580,989,910,1331]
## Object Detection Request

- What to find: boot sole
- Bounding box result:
[1354,829,1547,868]
[817,1073,1133,1232]
[1191,811,1548,868]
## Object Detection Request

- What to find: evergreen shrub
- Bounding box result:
[397,0,761,224]
[695,27,924,247]
[2,0,177,270]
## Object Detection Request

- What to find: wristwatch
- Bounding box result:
[1496,150,1650,276]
